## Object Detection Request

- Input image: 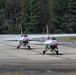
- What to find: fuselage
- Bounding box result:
[44,37,58,47]
[17,34,30,49]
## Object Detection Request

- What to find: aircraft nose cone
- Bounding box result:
[53,42,57,46]
[23,39,29,43]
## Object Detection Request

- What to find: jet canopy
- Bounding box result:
[51,37,56,40]
[24,34,28,37]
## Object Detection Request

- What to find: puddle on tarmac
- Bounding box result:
[0,67,60,73]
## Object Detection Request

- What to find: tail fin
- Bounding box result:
[21,33,24,37]
[46,25,49,35]
[21,25,24,37]
[46,25,51,40]
[47,35,51,40]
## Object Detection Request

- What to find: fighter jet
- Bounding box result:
[43,36,59,54]
[41,25,59,54]
[17,34,30,49]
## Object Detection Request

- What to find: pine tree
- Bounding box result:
[0,0,6,34]
[25,0,42,34]
[51,0,76,33]
[62,0,76,33]
[51,0,68,33]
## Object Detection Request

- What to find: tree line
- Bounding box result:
[0,0,76,34]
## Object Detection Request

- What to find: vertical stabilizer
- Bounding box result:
[21,25,24,37]
[47,36,51,40]
[46,25,50,39]
[46,25,49,35]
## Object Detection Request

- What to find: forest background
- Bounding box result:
[0,0,76,34]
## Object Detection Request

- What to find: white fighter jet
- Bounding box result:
[17,34,30,49]
[42,36,59,54]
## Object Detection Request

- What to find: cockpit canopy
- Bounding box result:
[51,37,56,40]
[24,34,28,37]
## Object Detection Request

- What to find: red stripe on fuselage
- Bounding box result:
[53,42,57,46]
[23,39,29,43]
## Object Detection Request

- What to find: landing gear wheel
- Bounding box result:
[28,46,30,49]
[43,51,45,54]
[17,46,19,49]
[55,51,59,54]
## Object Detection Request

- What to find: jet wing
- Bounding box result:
[0,34,76,47]
[29,39,57,45]
[1,34,76,41]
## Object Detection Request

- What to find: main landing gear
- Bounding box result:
[17,45,30,49]
[43,45,59,55]
[28,46,30,49]
[17,46,20,49]
[17,42,30,49]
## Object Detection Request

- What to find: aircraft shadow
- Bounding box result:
[62,53,76,55]
[46,53,63,55]
[17,48,63,55]
[20,48,39,50]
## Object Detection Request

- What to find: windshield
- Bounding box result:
[51,37,56,40]
[24,34,28,37]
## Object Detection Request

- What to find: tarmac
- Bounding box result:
[0,42,76,75]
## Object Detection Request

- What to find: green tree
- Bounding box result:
[25,0,42,34]
[0,0,6,34]
[51,0,76,33]
[62,0,76,33]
